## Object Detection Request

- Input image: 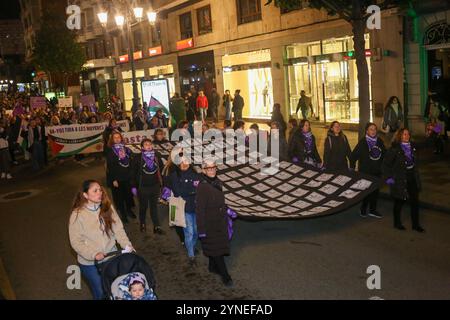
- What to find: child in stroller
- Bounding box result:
[96,251,157,300]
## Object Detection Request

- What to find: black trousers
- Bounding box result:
[111,180,133,219]
[138,186,160,226]
[361,189,380,213]
[175,226,185,243]
[8,141,16,162]
[393,172,420,228]
[209,256,231,281]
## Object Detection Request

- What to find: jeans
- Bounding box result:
[138,186,160,226]
[225,104,231,121]
[234,108,242,121]
[199,108,207,122]
[183,212,198,258]
[80,264,104,300]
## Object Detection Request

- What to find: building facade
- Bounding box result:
[74,0,432,134]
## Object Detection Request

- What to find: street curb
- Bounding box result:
[0,256,16,300]
[379,192,450,214]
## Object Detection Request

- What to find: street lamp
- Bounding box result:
[97,2,158,115]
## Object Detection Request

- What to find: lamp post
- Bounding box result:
[97,1,157,115]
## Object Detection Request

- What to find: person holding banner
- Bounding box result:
[106,131,136,223]
[288,119,322,167]
[131,138,164,234]
[152,129,169,146]
[169,156,201,266]
[196,159,235,287]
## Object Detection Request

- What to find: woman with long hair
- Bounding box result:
[106,131,136,223]
[383,128,424,232]
[288,119,321,167]
[382,96,404,144]
[69,180,133,300]
[350,122,386,218]
[323,121,352,172]
[131,138,164,234]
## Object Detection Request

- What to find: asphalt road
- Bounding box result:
[0,158,449,300]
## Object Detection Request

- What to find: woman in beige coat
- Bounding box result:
[69,180,134,300]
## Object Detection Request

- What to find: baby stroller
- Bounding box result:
[95,251,157,300]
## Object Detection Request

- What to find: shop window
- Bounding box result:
[151,23,161,46]
[197,5,212,35]
[179,12,193,40]
[236,0,262,25]
[133,29,143,51]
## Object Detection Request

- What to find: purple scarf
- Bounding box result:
[366,135,382,160]
[401,142,414,169]
[142,150,157,172]
[303,131,313,154]
[112,143,129,166]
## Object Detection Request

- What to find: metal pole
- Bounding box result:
[125,8,140,115]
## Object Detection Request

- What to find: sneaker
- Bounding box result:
[360,209,368,218]
[0,173,5,179]
[368,211,382,219]
[153,226,165,235]
[6,174,12,180]
[188,257,196,267]
[222,277,233,288]
[413,226,425,233]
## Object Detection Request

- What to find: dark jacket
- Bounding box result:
[323,133,352,172]
[130,153,162,190]
[106,146,132,186]
[196,176,229,257]
[350,137,386,177]
[103,126,123,154]
[270,111,287,138]
[288,130,321,165]
[268,133,289,162]
[169,167,201,213]
[169,97,186,125]
[382,142,421,200]
[232,95,244,112]
[133,116,146,131]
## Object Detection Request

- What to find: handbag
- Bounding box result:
[168,196,186,228]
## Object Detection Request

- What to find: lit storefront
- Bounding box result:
[148,64,176,97]
[222,49,274,119]
[122,69,145,111]
[285,36,372,123]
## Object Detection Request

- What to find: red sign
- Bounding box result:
[133,51,143,60]
[176,38,194,51]
[148,46,162,56]
[119,54,129,63]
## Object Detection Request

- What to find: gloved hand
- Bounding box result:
[386,178,395,185]
[227,207,238,219]
[198,234,206,239]
[161,187,172,201]
[292,157,299,164]
[131,187,138,197]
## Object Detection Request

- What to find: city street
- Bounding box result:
[1,158,449,300]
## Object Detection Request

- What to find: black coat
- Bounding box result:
[232,95,244,112]
[288,131,321,164]
[196,177,229,257]
[382,142,421,200]
[323,133,352,172]
[130,153,162,190]
[169,167,201,213]
[270,112,287,138]
[350,137,386,177]
[106,147,132,186]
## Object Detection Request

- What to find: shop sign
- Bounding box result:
[119,54,129,63]
[149,46,162,56]
[176,38,194,50]
[133,51,143,60]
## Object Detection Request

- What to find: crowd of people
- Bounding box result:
[1,89,445,300]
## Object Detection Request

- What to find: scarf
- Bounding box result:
[203,174,223,191]
[303,131,313,154]
[400,142,414,169]
[366,135,382,160]
[142,150,157,173]
[112,143,129,166]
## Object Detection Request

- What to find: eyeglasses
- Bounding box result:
[204,166,217,171]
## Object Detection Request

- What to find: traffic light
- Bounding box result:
[31,71,36,77]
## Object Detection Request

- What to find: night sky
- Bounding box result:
[0,0,21,20]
